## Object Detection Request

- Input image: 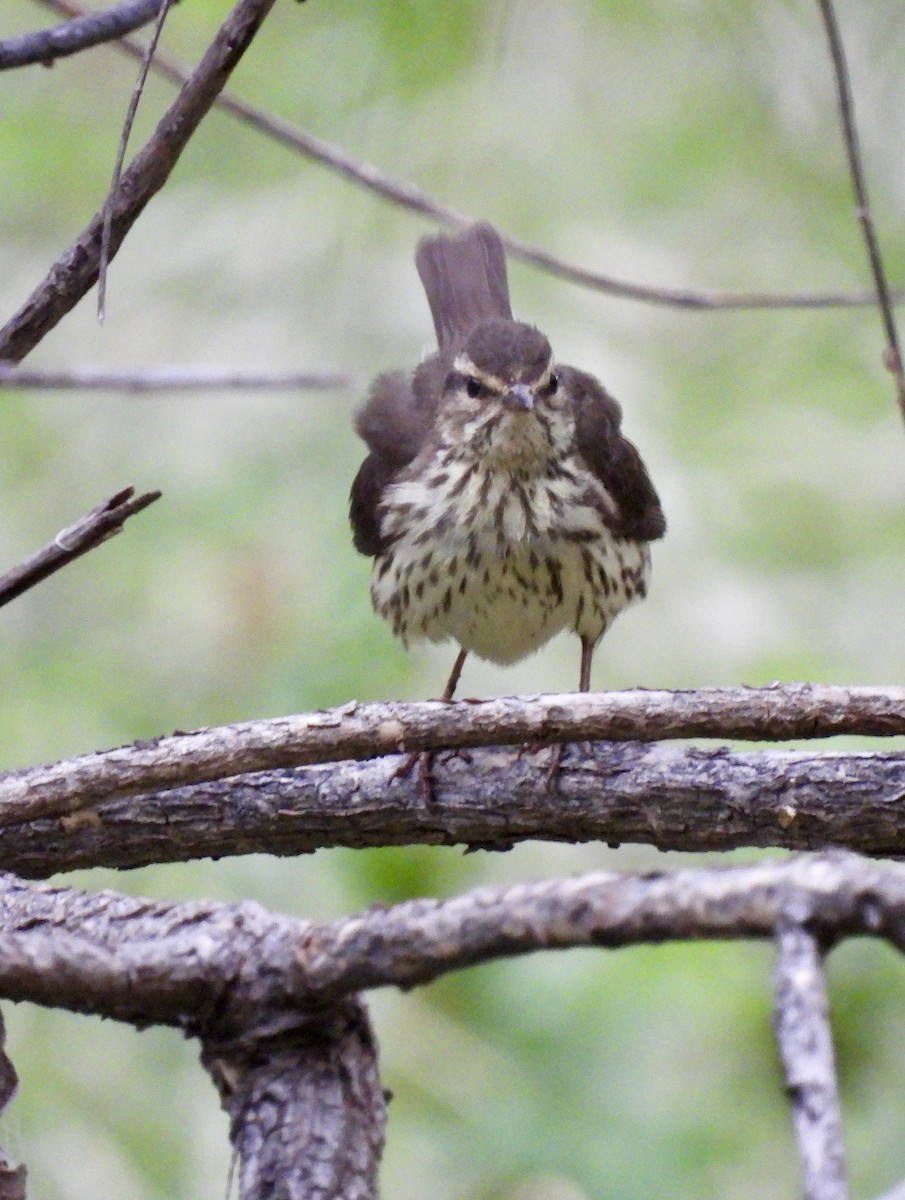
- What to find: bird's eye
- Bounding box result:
[547,372,560,396]
[465,377,483,398]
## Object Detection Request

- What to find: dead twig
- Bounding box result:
[98,0,174,321]
[817,0,905,420]
[0,486,161,609]
[0,0,279,363]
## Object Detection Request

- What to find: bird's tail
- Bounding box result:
[415,223,513,350]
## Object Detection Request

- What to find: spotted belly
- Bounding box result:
[371,525,650,666]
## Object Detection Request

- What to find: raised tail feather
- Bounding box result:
[415,223,513,350]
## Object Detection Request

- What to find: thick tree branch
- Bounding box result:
[1,683,903,830]
[0,854,903,1023]
[202,997,385,1200]
[0,0,165,70]
[774,917,850,1200]
[0,365,351,391]
[0,485,160,608]
[0,0,278,363]
[36,0,903,316]
[0,1013,25,1200]
[817,0,905,420]
[7,740,905,877]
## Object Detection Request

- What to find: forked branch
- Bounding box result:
[0,485,160,608]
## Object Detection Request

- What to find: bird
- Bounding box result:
[350,222,665,726]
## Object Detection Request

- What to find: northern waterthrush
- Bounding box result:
[350,223,665,703]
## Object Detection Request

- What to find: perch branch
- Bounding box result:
[0,0,165,69]
[773,915,850,1200]
[0,682,903,831]
[8,739,905,877]
[36,0,904,315]
[817,0,905,419]
[0,0,278,363]
[0,853,904,1020]
[0,485,160,609]
[0,365,352,391]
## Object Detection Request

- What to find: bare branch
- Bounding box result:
[774,917,850,1200]
[817,0,905,419]
[35,0,903,316]
[0,0,279,363]
[98,0,174,321]
[203,998,385,1200]
[6,738,905,877]
[0,0,164,70]
[0,485,160,609]
[1,853,904,1021]
[0,365,352,392]
[0,682,903,831]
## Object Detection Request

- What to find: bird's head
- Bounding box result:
[439,318,567,459]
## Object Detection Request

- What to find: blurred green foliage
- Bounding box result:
[2,1,905,1197]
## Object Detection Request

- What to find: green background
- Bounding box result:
[2,1,905,1196]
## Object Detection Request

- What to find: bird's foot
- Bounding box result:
[518,741,567,793]
[392,749,438,805]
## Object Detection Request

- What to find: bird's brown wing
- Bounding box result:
[415,223,513,351]
[565,366,666,542]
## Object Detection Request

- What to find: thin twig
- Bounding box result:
[0,365,352,392]
[0,0,279,363]
[0,0,164,70]
[0,486,161,609]
[98,0,174,321]
[32,0,905,316]
[1,682,905,830]
[773,914,850,1200]
[817,0,905,420]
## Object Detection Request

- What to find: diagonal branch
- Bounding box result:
[773,914,850,1200]
[0,0,165,70]
[34,0,904,315]
[0,485,160,609]
[0,682,904,830]
[0,0,279,364]
[817,0,905,420]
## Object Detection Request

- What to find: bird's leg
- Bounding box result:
[441,647,468,702]
[544,636,595,791]
[395,648,468,803]
[579,635,594,693]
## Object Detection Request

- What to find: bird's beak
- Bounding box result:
[503,383,535,412]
